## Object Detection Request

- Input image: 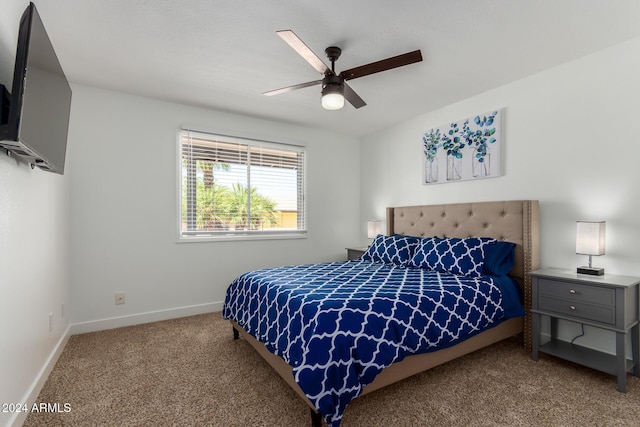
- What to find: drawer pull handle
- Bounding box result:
[569,289,576,294]
[570,305,576,310]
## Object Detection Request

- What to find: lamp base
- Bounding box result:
[577,266,604,276]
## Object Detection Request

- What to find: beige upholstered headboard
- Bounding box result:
[387,200,540,349]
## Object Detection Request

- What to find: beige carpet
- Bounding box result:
[24,312,640,426]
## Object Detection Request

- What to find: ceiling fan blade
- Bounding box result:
[277,30,330,75]
[262,80,322,96]
[340,50,423,81]
[343,82,366,109]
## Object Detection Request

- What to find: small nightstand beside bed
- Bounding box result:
[530,268,640,392]
[223,200,540,427]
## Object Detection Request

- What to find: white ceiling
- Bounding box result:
[31,0,640,137]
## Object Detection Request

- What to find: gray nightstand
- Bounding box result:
[346,246,368,260]
[530,268,640,392]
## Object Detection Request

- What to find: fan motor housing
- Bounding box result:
[322,73,344,91]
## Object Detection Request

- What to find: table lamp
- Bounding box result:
[576,220,605,275]
[367,220,382,239]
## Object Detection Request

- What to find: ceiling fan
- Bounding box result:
[263,30,423,110]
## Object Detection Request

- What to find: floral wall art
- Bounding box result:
[422,109,502,184]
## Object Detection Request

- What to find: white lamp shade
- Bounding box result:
[367,220,382,238]
[576,221,606,255]
[321,93,344,110]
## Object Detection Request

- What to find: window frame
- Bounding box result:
[176,129,307,242]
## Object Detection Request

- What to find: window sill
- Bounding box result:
[176,232,307,243]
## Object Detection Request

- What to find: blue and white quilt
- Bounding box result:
[222,260,523,427]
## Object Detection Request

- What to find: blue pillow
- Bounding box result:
[409,237,496,277]
[361,234,420,266]
[483,241,516,276]
[407,237,441,269]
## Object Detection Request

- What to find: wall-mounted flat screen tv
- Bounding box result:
[0,2,72,175]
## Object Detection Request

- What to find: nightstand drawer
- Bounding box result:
[538,279,615,306]
[538,295,616,324]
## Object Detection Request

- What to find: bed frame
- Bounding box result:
[231,200,540,426]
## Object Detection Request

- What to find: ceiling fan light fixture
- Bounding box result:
[321,91,344,110]
[321,75,344,110]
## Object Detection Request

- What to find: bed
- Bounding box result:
[223,200,540,426]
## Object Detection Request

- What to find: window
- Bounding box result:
[179,130,306,240]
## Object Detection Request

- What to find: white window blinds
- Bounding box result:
[179,130,306,239]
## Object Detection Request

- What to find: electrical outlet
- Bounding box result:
[115,292,125,305]
[49,313,53,332]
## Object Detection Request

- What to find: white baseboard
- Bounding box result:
[69,301,224,335]
[8,325,71,427]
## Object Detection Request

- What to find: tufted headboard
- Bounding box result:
[386,200,540,349]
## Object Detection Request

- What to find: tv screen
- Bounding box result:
[0,2,72,174]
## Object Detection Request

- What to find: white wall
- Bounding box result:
[68,85,360,329]
[0,1,71,426]
[360,37,640,353]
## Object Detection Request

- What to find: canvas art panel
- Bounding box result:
[422,109,502,184]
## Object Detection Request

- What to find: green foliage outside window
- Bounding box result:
[182,160,279,231]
